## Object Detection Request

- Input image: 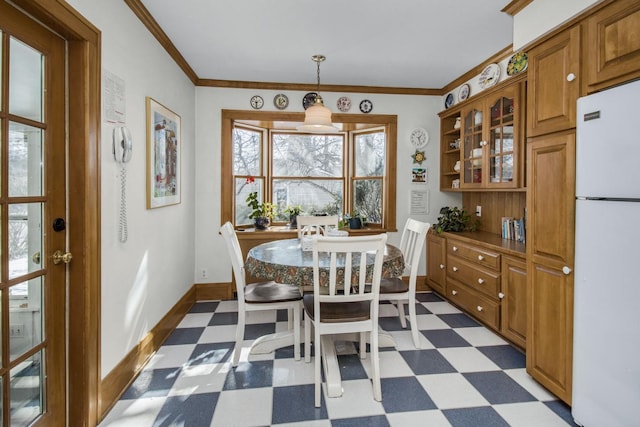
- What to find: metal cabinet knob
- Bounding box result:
[477,306,483,312]
[478,278,484,284]
[452,246,458,252]
[439,264,445,269]
[452,266,459,272]
[451,290,458,296]
[498,292,505,299]
[562,266,572,275]
[566,73,576,82]
[478,255,484,261]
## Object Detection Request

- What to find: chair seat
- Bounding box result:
[303,294,371,323]
[244,281,302,303]
[379,277,409,294]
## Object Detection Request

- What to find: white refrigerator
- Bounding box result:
[572,79,640,426]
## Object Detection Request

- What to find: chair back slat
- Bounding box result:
[220,222,247,302]
[398,219,431,280]
[297,215,340,238]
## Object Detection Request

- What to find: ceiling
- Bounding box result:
[138,0,514,90]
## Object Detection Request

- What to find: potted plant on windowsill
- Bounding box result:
[246,191,276,230]
[344,212,365,230]
[284,205,302,228]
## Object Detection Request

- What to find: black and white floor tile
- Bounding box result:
[99,293,577,427]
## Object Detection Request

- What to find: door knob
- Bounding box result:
[52,250,73,265]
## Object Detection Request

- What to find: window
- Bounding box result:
[221,110,397,231]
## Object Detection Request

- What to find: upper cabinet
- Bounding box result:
[527,25,580,137]
[583,0,640,93]
[440,76,525,192]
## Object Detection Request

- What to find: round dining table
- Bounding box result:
[244,237,405,398]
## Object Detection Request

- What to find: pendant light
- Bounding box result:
[298,54,338,133]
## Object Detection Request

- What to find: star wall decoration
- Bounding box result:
[411,149,426,165]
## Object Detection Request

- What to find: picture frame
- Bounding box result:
[146,97,181,209]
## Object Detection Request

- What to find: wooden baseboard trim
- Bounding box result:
[99,287,196,420]
[196,281,233,300]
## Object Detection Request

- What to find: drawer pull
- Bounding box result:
[498,292,505,299]
[451,290,458,296]
[478,255,484,261]
[477,306,483,312]
[566,72,576,82]
[452,246,458,252]
[439,264,445,269]
[562,266,572,275]
[452,266,459,272]
[477,278,484,284]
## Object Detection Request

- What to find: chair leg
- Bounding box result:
[304,311,311,363]
[314,324,322,407]
[233,308,246,367]
[359,332,366,360]
[371,325,382,402]
[287,308,293,330]
[293,303,301,361]
[397,300,407,328]
[408,295,420,349]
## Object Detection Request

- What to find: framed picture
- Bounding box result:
[146,97,181,208]
[412,167,426,183]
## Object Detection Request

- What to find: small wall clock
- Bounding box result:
[250,95,264,109]
[410,128,429,148]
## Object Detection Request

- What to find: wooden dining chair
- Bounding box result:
[303,234,387,407]
[379,218,430,348]
[220,222,303,367]
[296,215,340,239]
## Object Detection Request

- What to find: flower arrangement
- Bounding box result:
[245,176,276,223]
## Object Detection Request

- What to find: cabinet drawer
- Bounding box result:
[447,240,501,270]
[446,280,500,330]
[448,255,500,299]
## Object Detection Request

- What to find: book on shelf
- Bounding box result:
[501,216,525,244]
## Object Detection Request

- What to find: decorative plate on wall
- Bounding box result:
[273,93,289,110]
[336,96,352,112]
[507,52,528,76]
[302,92,317,110]
[444,93,454,109]
[458,84,470,102]
[250,95,264,109]
[478,63,501,89]
[359,99,373,113]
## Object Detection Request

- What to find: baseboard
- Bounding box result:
[99,286,197,420]
[415,275,429,292]
[196,281,233,300]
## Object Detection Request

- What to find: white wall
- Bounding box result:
[513,0,599,50]
[66,0,197,377]
[194,88,461,285]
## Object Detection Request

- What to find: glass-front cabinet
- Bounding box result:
[460,83,521,189]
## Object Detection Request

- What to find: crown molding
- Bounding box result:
[502,0,534,16]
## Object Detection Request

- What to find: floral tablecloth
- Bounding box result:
[244,238,405,287]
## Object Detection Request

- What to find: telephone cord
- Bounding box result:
[119,165,128,243]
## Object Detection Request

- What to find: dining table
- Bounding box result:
[244,237,405,398]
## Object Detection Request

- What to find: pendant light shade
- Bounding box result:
[298,55,337,133]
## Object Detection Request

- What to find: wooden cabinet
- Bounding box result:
[460,82,523,189]
[526,131,576,404]
[584,0,640,93]
[426,231,446,294]
[500,256,527,349]
[433,232,526,348]
[527,25,580,137]
[439,76,525,191]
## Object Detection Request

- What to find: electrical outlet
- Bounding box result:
[10,324,25,338]
[200,268,208,279]
[476,205,482,217]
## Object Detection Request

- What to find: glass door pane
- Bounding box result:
[488,96,515,184]
[463,107,483,185]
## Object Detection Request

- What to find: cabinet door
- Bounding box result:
[486,85,519,188]
[527,26,580,137]
[426,232,446,294]
[584,0,640,92]
[461,100,484,188]
[500,256,526,349]
[526,131,575,404]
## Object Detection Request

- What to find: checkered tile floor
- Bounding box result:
[99,293,577,426]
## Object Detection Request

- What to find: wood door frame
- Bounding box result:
[9,0,102,424]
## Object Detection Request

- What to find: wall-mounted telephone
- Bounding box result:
[113,126,132,163]
[113,126,132,243]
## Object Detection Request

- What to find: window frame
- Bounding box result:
[221,109,397,231]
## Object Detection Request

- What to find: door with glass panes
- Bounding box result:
[0,2,67,425]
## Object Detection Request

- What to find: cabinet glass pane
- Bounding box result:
[10,350,44,426]
[9,278,43,361]
[9,203,43,280]
[9,37,43,123]
[9,122,43,197]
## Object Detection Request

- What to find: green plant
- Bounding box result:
[434,206,478,233]
[246,191,276,220]
[284,205,302,216]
